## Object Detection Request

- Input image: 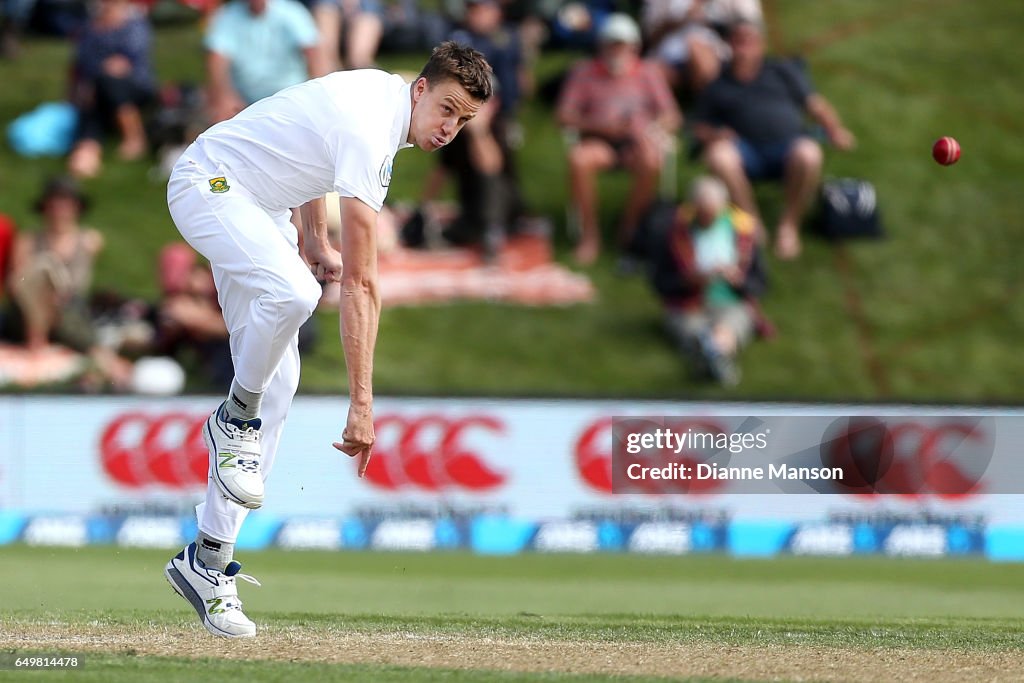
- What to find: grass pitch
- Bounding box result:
[1,547,1022,681]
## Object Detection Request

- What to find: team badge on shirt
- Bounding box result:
[209,177,230,193]
[379,156,392,187]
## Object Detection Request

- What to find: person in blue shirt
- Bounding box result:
[205,0,326,123]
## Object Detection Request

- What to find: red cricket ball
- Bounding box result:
[932,136,961,166]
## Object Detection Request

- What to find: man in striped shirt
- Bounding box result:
[557,13,682,265]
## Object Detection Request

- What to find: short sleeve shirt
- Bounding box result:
[205,0,319,104]
[194,69,413,214]
[691,58,814,144]
[556,58,681,139]
[692,213,741,306]
[75,16,154,88]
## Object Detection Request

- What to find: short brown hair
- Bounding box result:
[418,41,493,102]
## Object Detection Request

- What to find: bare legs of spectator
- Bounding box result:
[11,261,59,351]
[705,137,823,260]
[115,103,147,160]
[710,320,738,358]
[567,139,615,265]
[313,2,342,72]
[567,137,662,265]
[68,71,150,177]
[620,136,662,251]
[342,10,382,69]
[776,137,823,260]
[67,103,146,178]
[666,309,743,386]
[68,140,103,178]
[703,138,761,227]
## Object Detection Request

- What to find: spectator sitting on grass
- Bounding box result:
[649,176,761,386]
[556,12,682,265]
[155,244,234,388]
[690,19,854,259]
[205,0,326,123]
[1,176,133,389]
[421,0,528,259]
[66,0,156,178]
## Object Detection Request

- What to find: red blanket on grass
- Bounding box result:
[319,233,595,309]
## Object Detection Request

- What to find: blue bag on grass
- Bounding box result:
[7,102,78,157]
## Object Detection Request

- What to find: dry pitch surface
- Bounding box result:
[3,548,1024,682]
[4,620,1024,682]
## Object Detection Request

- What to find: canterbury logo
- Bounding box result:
[362,415,506,492]
[206,597,225,614]
[98,411,507,491]
[99,411,211,489]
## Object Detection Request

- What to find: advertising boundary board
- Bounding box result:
[1,396,1022,559]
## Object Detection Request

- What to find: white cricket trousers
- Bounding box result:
[167,140,322,543]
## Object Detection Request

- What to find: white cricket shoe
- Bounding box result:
[165,542,261,638]
[204,402,264,509]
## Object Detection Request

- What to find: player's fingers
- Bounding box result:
[315,263,327,281]
[332,440,361,457]
[358,447,373,478]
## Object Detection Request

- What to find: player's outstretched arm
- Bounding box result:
[332,196,380,477]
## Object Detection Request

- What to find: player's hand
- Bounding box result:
[303,240,343,283]
[333,404,375,477]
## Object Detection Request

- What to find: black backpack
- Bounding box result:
[815,178,885,240]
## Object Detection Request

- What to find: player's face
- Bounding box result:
[409,77,483,152]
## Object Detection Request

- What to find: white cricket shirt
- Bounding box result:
[195,69,413,213]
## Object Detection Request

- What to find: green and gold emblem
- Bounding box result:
[209,176,230,193]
